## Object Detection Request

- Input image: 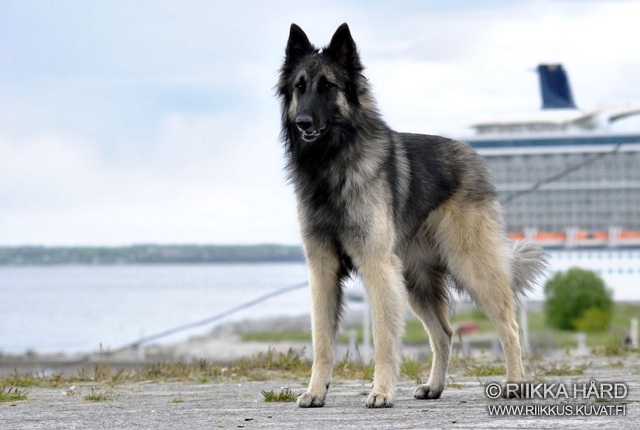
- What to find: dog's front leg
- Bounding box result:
[297,244,343,408]
[358,253,406,408]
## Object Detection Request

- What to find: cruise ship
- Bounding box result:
[464,65,640,299]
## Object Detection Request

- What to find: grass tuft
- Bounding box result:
[333,353,374,381]
[400,356,424,382]
[0,386,28,402]
[84,387,113,402]
[446,376,463,389]
[534,361,590,377]
[463,364,506,377]
[2,370,38,387]
[261,388,297,402]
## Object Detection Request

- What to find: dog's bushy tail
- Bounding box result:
[510,241,549,301]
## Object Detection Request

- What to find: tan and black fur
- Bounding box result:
[276,23,548,408]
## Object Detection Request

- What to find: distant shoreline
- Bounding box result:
[0,244,305,266]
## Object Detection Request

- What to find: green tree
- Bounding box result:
[544,267,613,331]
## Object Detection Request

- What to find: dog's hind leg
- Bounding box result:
[406,267,453,400]
[297,243,344,408]
[433,199,526,384]
[453,259,525,383]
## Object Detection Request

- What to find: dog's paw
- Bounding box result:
[413,384,443,400]
[365,391,394,408]
[297,390,326,408]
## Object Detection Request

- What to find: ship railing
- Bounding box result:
[509,227,640,249]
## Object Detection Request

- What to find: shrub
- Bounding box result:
[573,306,611,332]
[544,267,613,331]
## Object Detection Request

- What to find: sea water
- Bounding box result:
[1,250,638,354]
[0,263,309,354]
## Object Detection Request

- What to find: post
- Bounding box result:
[519,300,529,356]
[362,289,372,363]
[137,330,146,362]
[608,226,621,248]
[566,226,578,249]
[631,318,639,349]
[576,332,588,356]
[524,226,536,242]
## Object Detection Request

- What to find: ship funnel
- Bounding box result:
[537,64,577,109]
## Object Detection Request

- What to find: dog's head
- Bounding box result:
[276,23,368,146]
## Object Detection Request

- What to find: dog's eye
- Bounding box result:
[294,80,306,92]
[318,78,335,93]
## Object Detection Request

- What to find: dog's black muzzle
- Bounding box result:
[295,106,328,142]
[296,115,327,142]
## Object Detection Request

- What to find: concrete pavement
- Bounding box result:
[2,356,638,429]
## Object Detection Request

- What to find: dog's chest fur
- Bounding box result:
[290,137,395,243]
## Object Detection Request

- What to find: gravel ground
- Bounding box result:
[2,313,639,429]
[2,355,638,430]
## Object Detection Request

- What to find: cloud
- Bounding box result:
[0,109,298,245]
[1,0,639,245]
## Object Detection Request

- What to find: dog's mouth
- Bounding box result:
[301,124,328,142]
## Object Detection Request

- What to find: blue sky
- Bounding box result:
[1,0,639,245]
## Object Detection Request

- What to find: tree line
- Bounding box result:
[0,244,305,265]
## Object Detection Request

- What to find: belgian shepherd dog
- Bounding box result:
[276,23,548,408]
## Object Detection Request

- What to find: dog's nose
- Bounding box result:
[295,114,313,131]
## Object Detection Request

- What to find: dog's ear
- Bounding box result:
[285,24,313,64]
[327,23,358,67]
